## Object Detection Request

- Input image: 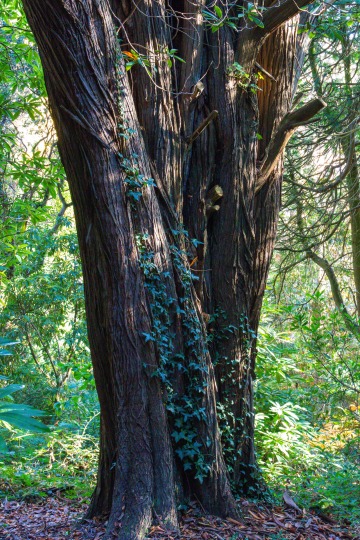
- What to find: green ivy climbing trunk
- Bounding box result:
[22,0,324,538]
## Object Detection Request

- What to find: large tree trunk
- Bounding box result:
[22,0,324,538]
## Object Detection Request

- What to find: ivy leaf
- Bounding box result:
[143,333,155,342]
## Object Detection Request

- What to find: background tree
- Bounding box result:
[278,1,360,332]
[0,1,87,408]
[20,1,327,538]
[262,6,360,517]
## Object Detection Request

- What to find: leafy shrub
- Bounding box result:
[0,338,49,452]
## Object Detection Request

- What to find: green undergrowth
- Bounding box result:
[0,425,98,502]
[254,293,360,528]
[263,453,360,525]
[1,291,359,531]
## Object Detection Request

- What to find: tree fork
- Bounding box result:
[256,98,327,193]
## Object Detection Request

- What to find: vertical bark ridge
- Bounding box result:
[118,0,183,211]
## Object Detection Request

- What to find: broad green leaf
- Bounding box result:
[0,384,25,398]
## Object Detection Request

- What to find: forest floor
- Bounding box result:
[0,495,358,540]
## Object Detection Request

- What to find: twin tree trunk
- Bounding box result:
[22,1,324,538]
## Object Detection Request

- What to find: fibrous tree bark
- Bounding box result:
[22,1,325,538]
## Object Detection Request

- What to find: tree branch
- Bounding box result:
[254,61,277,82]
[186,110,218,146]
[307,250,360,338]
[256,98,326,193]
[261,0,335,42]
[315,119,357,193]
[50,185,72,234]
[261,0,314,35]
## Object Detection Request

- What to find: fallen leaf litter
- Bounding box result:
[0,496,357,539]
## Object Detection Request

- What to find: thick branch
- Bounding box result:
[307,250,360,338]
[256,98,326,193]
[261,0,314,35]
[236,0,314,67]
